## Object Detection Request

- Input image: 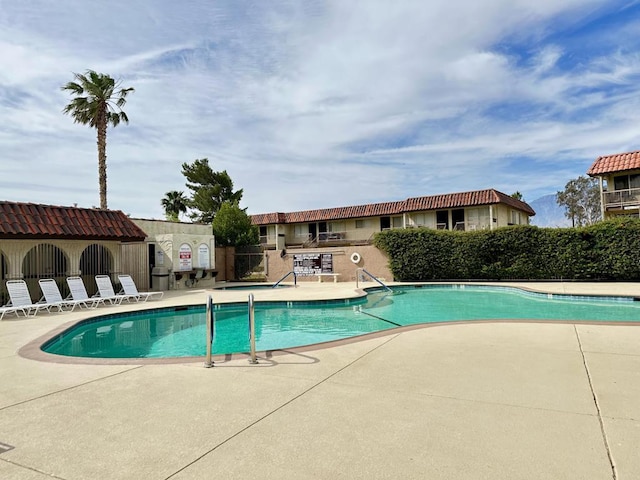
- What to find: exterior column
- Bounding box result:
[489,205,495,230]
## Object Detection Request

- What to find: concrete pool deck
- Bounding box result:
[1,281,639,479]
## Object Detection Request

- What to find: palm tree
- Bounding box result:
[161,191,188,221]
[62,70,134,210]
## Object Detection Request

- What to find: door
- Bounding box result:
[318,222,327,241]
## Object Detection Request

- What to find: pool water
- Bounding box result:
[42,285,640,359]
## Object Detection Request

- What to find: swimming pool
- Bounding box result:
[42,285,640,359]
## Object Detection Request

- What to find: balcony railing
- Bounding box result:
[603,188,640,209]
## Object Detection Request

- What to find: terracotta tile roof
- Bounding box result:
[285,201,405,224]
[404,189,534,214]
[587,150,640,176]
[0,202,147,241]
[251,189,535,225]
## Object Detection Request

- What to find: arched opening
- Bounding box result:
[22,244,69,302]
[80,244,114,296]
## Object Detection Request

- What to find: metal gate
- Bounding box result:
[120,242,150,290]
[234,245,265,281]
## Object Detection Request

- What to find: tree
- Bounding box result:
[511,191,524,201]
[161,191,188,221]
[212,201,259,246]
[181,158,243,223]
[62,70,134,210]
[556,176,602,227]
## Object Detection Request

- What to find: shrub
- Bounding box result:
[373,218,640,281]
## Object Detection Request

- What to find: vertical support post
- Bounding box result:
[204,295,214,368]
[248,293,258,364]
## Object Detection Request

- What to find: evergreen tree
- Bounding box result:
[181,158,243,223]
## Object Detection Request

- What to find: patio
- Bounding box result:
[1,282,639,479]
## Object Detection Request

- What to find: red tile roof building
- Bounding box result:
[587,150,640,219]
[251,189,535,225]
[251,188,535,249]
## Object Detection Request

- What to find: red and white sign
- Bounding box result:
[178,244,192,271]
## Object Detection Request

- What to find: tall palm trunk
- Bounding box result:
[97,112,108,210]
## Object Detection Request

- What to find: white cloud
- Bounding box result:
[0,0,639,219]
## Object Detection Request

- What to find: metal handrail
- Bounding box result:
[273,271,297,288]
[248,293,258,364]
[355,268,392,292]
[204,295,214,368]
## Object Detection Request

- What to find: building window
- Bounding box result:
[614,174,640,190]
[355,219,369,229]
[328,221,344,233]
[413,213,427,226]
[392,216,403,228]
[294,224,307,237]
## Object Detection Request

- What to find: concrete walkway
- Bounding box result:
[1,282,639,479]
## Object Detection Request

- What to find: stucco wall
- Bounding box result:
[131,219,212,237]
[264,245,393,284]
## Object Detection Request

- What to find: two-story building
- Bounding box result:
[587,150,640,219]
[251,188,536,250]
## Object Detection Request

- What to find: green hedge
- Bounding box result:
[373,218,640,281]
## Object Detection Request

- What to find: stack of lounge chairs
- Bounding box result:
[1,275,163,320]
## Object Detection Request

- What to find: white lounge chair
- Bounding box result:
[0,303,29,320]
[6,279,57,316]
[94,275,136,304]
[117,274,164,302]
[66,277,105,308]
[39,278,96,312]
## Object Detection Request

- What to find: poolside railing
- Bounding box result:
[355,268,392,292]
[204,294,215,368]
[205,293,259,367]
[273,271,297,287]
[248,293,258,364]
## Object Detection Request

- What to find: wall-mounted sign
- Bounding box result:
[198,243,210,268]
[293,253,333,276]
[178,243,192,271]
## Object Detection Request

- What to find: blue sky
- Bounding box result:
[1,0,639,220]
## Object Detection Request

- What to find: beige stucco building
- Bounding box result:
[251,188,535,283]
[130,219,217,290]
[587,150,640,219]
[251,188,535,251]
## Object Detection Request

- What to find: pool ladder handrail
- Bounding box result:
[205,293,259,367]
[204,295,214,368]
[248,293,258,364]
[355,268,392,292]
[273,270,297,288]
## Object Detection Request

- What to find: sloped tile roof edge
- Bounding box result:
[251,188,535,225]
[0,201,148,241]
[587,150,640,176]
